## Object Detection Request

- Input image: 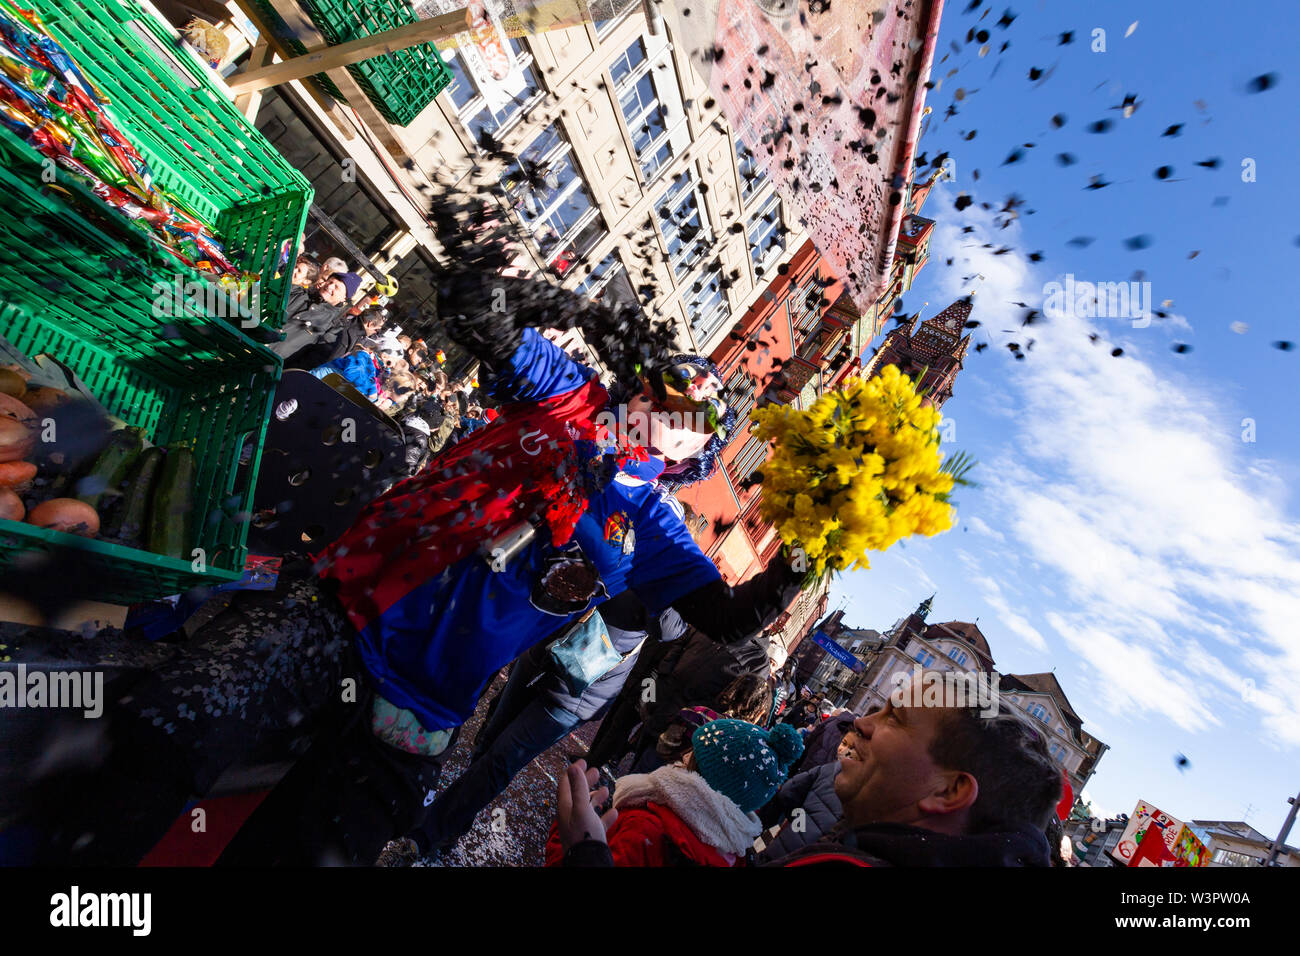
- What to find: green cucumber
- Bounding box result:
[75,427,144,513]
[103,445,164,548]
[146,442,195,560]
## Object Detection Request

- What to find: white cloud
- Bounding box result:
[966,515,1005,542]
[923,185,1300,747]
[967,572,1048,652]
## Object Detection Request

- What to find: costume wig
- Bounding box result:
[651,353,738,493]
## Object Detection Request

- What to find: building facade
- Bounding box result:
[182,0,818,357]
[1190,820,1300,868]
[674,170,952,584]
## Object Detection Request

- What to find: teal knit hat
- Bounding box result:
[690,719,804,814]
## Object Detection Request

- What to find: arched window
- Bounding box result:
[947,647,968,667]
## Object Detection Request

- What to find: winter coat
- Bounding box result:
[768,821,1053,867]
[284,284,312,321]
[311,350,382,400]
[782,699,819,729]
[273,298,348,368]
[548,764,761,867]
[788,714,857,778]
[756,761,842,861]
[562,819,1052,868]
[634,626,771,750]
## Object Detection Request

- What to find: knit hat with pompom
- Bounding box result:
[690,719,804,814]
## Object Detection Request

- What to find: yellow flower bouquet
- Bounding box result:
[748,365,971,578]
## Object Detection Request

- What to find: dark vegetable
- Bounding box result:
[76,427,143,512]
[103,445,163,548]
[146,442,194,559]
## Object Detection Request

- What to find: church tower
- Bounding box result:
[860,294,973,408]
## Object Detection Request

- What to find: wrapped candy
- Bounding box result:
[0,1,242,278]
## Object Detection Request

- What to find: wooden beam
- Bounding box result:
[226,8,472,94]
[227,0,355,138]
[232,37,272,119]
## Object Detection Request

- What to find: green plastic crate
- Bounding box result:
[246,0,350,104]
[300,0,453,126]
[0,152,281,603]
[14,0,312,329]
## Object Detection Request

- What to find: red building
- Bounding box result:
[676,169,945,584]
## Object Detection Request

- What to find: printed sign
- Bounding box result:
[811,630,865,672]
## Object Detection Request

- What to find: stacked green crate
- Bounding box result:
[301,0,454,126]
[0,0,311,602]
[27,0,313,328]
[246,0,350,104]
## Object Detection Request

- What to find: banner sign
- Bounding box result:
[811,630,864,672]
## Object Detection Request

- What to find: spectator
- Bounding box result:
[310,346,383,401]
[378,592,684,865]
[782,690,820,730]
[273,271,361,368]
[756,729,857,861]
[550,720,803,867]
[786,707,858,779]
[285,256,320,319]
[557,672,1062,867]
[359,308,389,343]
[291,255,320,290]
[319,256,348,283]
[633,672,773,775]
[598,611,773,773]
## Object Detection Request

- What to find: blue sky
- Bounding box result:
[830,0,1300,836]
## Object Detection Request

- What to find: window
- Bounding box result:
[439,36,543,146]
[730,434,769,484]
[608,37,646,89]
[657,170,712,279]
[790,279,823,339]
[574,249,626,299]
[684,263,730,341]
[613,39,674,182]
[589,0,638,38]
[947,647,968,667]
[1049,742,1068,764]
[914,649,936,667]
[735,136,765,205]
[1026,702,1049,723]
[500,124,607,268]
[1212,849,1261,867]
[723,365,757,424]
[748,191,785,273]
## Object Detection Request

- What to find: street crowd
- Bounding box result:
[14,238,1070,869]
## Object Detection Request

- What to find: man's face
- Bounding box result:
[363,316,385,336]
[319,278,347,306]
[292,263,315,287]
[834,675,964,827]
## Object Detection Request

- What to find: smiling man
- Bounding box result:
[556,670,1064,867]
[785,671,1063,865]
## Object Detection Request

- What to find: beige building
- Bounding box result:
[1191,820,1300,868]
[183,0,809,357]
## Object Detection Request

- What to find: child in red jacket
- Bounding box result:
[548,717,803,866]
